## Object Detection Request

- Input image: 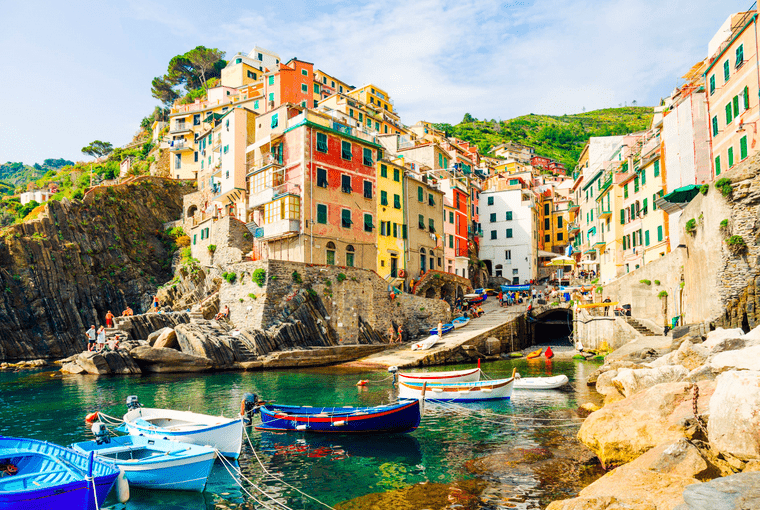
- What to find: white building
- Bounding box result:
[479,187,537,285]
[19,189,54,205]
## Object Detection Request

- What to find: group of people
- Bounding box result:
[387,325,404,343]
[85,325,120,352]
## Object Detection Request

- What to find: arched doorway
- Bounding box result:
[346,245,355,267]
[326,242,336,265]
[187,205,198,218]
[532,309,573,346]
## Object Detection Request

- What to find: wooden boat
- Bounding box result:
[255,399,422,433]
[452,317,470,329]
[397,367,481,384]
[122,396,243,459]
[545,346,555,359]
[428,323,454,336]
[398,373,515,402]
[526,348,543,359]
[411,335,438,351]
[72,430,216,492]
[513,374,569,390]
[0,436,121,510]
[463,293,486,304]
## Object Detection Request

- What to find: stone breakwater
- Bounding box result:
[0,177,195,361]
[547,326,760,510]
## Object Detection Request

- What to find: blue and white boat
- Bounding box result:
[0,436,121,510]
[398,376,515,402]
[428,323,454,336]
[122,396,243,459]
[71,426,216,492]
[256,399,422,434]
[452,316,470,329]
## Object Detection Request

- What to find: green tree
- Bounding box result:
[151,77,180,106]
[185,46,226,91]
[462,113,476,123]
[81,140,113,159]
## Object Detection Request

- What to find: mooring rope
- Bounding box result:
[692,384,709,438]
[426,399,582,428]
[216,451,292,510]
[215,452,281,510]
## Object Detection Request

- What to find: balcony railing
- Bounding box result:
[249,182,300,209]
[259,218,300,240]
[170,123,192,134]
[169,140,193,151]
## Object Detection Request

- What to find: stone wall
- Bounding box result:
[572,308,638,351]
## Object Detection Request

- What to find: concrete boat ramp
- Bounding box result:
[345,301,528,369]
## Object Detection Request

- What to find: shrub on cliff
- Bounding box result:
[252,268,266,287]
[175,235,190,248]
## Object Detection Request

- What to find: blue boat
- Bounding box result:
[71,431,216,492]
[0,436,120,510]
[429,323,454,336]
[255,399,421,433]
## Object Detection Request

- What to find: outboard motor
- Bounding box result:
[126,395,141,411]
[91,422,111,445]
[388,366,398,384]
[240,393,260,425]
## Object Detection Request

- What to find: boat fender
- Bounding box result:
[116,468,130,503]
[84,412,99,423]
[356,380,368,386]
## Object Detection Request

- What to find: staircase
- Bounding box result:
[229,336,257,361]
[624,316,657,336]
[188,312,205,322]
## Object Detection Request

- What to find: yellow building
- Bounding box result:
[345,84,406,135]
[313,69,353,107]
[376,158,407,282]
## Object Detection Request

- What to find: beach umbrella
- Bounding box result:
[547,255,575,266]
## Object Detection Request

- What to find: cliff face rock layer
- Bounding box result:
[0,177,195,361]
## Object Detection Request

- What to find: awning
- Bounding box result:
[662,185,701,204]
[538,249,556,258]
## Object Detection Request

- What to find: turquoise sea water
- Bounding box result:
[0,359,603,509]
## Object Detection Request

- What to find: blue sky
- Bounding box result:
[0,0,752,164]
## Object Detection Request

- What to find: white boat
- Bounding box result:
[398,376,515,402]
[452,317,470,329]
[513,374,569,390]
[397,367,481,384]
[410,336,438,351]
[122,396,243,459]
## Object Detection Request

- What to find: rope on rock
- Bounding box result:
[692,384,709,439]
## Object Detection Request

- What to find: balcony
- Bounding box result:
[568,222,580,233]
[599,174,613,193]
[169,140,193,152]
[593,240,607,250]
[597,206,612,219]
[258,218,300,240]
[568,201,579,213]
[170,123,192,135]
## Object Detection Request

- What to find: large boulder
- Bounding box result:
[651,341,709,371]
[578,380,716,468]
[72,351,141,375]
[130,346,212,373]
[708,370,760,461]
[147,327,173,346]
[60,362,86,375]
[709,345,760,373]
[153,329,178,349]
[679,472,760,510]
[546,440,704,510]
[612,366,690,398]
[174,322,238,367]
[701,328,745,351]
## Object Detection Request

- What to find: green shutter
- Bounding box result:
[733,96,740,118]
[744,86,750,110]
[317,204,327,224]
[726,102,732,124]
[641,168,646,185]
[653,194,657,210]
[728,147,734,167]
[709,75,715,95]
[643,198,648,215]
[417,186,423,202]
[737,44,744,66]
[715,155,721,176]
[724,59,730,82]
[380,190,388,206]
[712,116,719,136]
[620,209,625,225]
[654,160,660,177]
[657,225,663,242]
[394,194,401,209]
[624,184,628,199]
[380,164,387,178]
[645,230,650,246]
[741,135,748,160]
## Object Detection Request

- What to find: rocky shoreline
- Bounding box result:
[547,326,760,510]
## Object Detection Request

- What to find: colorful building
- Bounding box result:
[376,158,407,282]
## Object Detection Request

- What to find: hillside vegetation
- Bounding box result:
[435,107,655,171]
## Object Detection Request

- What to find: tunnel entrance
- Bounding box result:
[531,309,573,346]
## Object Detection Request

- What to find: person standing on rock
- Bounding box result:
[105,310,114,328]
[152,296,159,313]
[96,326,106,352]
[397,325,404,343]
[437,321,443,337]
[86,325,96,351]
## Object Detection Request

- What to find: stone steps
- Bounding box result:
[624,316,657,336]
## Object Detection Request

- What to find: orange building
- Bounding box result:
[262,58,316,111]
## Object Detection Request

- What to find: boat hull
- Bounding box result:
[399,378,514,402]
[72,436,216,492]
[428,324,454,336]
[0,436,119,510]
[123,408,243,459]
[526,348,543,359]
[398,367,481,384]
[410,336,438,351]
[255,399,421,434]
[514,374,569,390]
[452,317,470,329]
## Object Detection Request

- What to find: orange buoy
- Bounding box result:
[545,346,554,359]
[84,412,99,423]
[356,380,368,386]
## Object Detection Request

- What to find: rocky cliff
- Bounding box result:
[0,177,195,360]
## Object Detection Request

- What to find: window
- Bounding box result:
[624,184,628,199]
[736,44,744,68]
[743,86,750,111]
[505,250,511,260]
[402,224,407,239]
[487,196,494,206]
[194,151,198,162]
[715,155,721,176]
[490,213,496,222]
[248,71,256,79]
[620,209,625,225]
[418,214,425,229]
[269,92,274,102]
[380,190,388,206]
[726,102,733,124]
[709,74,715,95]
[657,225,663,242]
[316,132,328,153]
[271,113,279,128]
[317,167,328,187]
[193,234,196,245]
[557,233,563,241]
[733,95,740,118]
[254,99,259,109]
[654,160,660,177]
[380,164,387,178]
[544,203,550,215]
[622,235,627,250]
[449,235,454,248]
[506,211,513,221]
[349,109,354,118]
[363,180,372,199]
[393,194,401,209]
[341,175,352,193]
[326,241,335,265]
[235,58,242,64]
[724,60,730,82]
[268,75,274,86]
[429,219,435,233]
[449,211,454,223]
[545,234,550,242]
[380,221,387,236]
[490,230,497,240]
[506,228,513,238]
[363,148,373,166]
[645,230,650,246]
[341,141,352,160]
[634,176,639,192]
[653,194,658,210]
[364,214,373,232]
[557,216,563,228]
[317,204,327,224]
[346,245,355,267]
[544,218,550,229]
[258,52,263,60]
[313,100,318,108]
[417,186,423,202]
[741,135,748,160]
[341,209,352,228]
[393,168,400,182]
[428,194,435,206]
[193,114,200,126]
[641,168,646,185]
[728,146,734,167]
[174,154,181,169]
[393,223,398,238]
